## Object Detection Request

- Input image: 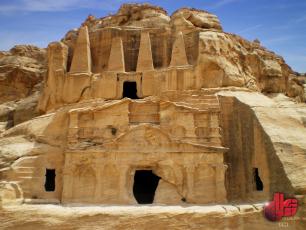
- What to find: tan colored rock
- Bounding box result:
[171,8,223,32]
[1,203,305,229]
[170,32,189,67]
[37,3,304,112]
[0,45,46,131]
[0,45,46,104]
[218,91,306,200]
[69,26,92,73]
[0,3,306,229]
[107,36,125,72]
[84,3,170,29]
[136,31,154,72]
[37,42,68,112]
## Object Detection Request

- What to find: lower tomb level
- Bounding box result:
[1,90,305,208]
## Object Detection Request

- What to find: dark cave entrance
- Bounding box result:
[133,170,160,204]
[123,81,139,99]
[253,168,264,191]
[45,169,56,192]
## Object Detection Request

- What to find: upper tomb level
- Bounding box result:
[38,3,303,112]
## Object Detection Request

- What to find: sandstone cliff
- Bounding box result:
[0,3,305,230]
[0,45,46,133]
[54,4,304,105]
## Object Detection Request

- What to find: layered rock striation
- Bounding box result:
[0,45,46,133]
[0,3,305,230]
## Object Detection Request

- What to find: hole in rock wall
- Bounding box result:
[45,169,56,192]
[133,170,160,204]
[111,127,117,135]
[253,168,264,191]
[123,81,139,99]
[6,110,15,129]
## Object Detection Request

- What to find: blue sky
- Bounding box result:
[0,0,305,72]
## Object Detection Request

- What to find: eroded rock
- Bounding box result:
[0,3,305,229]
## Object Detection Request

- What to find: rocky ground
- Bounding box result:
[1,203,303,230]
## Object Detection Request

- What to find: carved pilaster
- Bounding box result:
[214,164,227,203]
[94,164,105,202]
[119,165,130,203]
[185,165,195,200]
[61,155,75,202]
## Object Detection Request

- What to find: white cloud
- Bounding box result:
[262,36,297,46]
[0,0,131,13]
[209,0,242,9]
[238,24,262,34]
[296,15,306,23]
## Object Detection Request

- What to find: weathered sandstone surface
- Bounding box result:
[0,3,305,230]
[0,45,46,103]
[0,45,46,132]
[37,3,304,113]
[1,204,305,230]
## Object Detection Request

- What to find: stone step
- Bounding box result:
[15,172,34,177]
[175,98,219,104]
[189,95,218,100]
[194,103,220,107]
[175,102,220,110]
[184,102,219,107]
[16,183,31,188]
[12,157,38,167]
[23,199,60,204]
[18,176,40,180]
[14,169,34,174]
[19,187,32,194]
[14,166,35,172]
[17,162,37,167]
[185,100,219,105]
[18,179,31,183]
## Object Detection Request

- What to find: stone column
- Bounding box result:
[68,112,79,144]
[185,165,195,200]
[119,165,130,203]
[61,155,74,203]
[214,164,227,203]
[94,164,104,203]
[167,68,177,90]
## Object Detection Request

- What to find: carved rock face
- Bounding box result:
[171,8,223,31]
[37,3,304,113]
[0,4,305,229]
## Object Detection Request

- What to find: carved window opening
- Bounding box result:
[123,81,139,99]
[45,169,56,192]
[253,168,263,191]
[133,170,160,204]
